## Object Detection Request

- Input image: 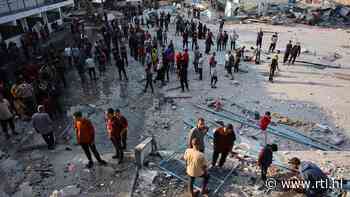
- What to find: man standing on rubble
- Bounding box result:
[259,111,271,145]
[212,124,236,168]
[184,138,210,197]
[284,40,293,64]
[257,144,278,182]
[106,108,122,160]
[256,28,264,49]
[73,111,107,168]
[115,109,128,150]
[289,42,301,65]
[188,118,209,153]
[288,157,329,197]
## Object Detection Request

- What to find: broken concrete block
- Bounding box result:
[135,137,154,167]
[139,170,159,184]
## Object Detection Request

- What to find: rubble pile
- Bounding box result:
[0,156,25,195]
[24,151,55,186]
[134,170,186,197]
[241,3,350,27]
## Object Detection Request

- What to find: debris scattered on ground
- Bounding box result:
[50,185,81,197]
[272,112,311,127]
[237,2,350,27]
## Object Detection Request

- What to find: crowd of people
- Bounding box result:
[0,4,320,197]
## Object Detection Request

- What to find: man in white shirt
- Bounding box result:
[86,55,97,81]
[0,94,18,139]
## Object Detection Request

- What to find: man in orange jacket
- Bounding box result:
[74,111,107,168]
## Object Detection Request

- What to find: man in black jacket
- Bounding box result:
[284,41,293,64]
[257,144,278,181]
[113,50,128,81]
[289,42,301,65]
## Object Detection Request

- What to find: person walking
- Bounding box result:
[86,55,97,81]
[216,32,222,51]
[163,30,168,45]
[193,46,200,73]
[257,144,278,182]
[230,30,239,50]
[259,111,271,145]
[192,31,198,51]
[184,138,210,197]
[32,105,55,149]
[198,53,204,80]
[205,33,213,54]
[223,31,229,50]
[212,124,236,168]
[144,62,154,93]
[96,51,107,77]
[180,49,190,92]
[182,31,189,49]
[283,40,292,64]
[115,54,128,81]
[255,47,262,64]
[0,93,18,139]
[269,54,279,82]
[120,44,128,66]
[73,111,107,168]
[256,28,264,49]
[210,61,218,88]
[268,32,278,53]
[289,42,301,65]
[188,118,209,153]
